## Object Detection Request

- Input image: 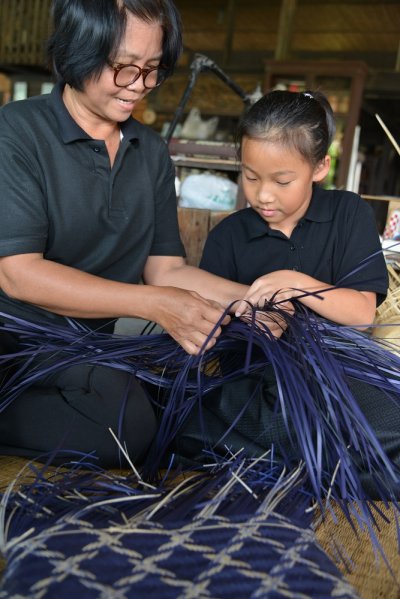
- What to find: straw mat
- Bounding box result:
[316,504,400,598]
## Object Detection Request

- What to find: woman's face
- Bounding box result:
[80,12,163,123]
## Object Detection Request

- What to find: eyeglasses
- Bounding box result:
[109,62,167,89]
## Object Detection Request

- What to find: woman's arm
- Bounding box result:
[143,255,247,308]
[0,253,230,355]
[144,255,290,337]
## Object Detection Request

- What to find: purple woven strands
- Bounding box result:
[1,304,400,589]
[1,305,400,508]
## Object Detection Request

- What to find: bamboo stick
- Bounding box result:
[375,113,400,157]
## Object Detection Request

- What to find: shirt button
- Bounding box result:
[93,146,101,152]
[290,245,296,251]
[292,266,299,271]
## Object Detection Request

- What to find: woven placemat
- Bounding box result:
[1,456,399,597]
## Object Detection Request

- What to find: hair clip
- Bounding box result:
[303,92,313,99]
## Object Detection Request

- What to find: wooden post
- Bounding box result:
[177,207,211,267]
[275,0,298,61]
[222,0,237,68]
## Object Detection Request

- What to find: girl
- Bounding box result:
[173,92,400,499]
[200,90,388,326]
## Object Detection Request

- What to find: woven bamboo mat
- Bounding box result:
[0,457,30,579]
[1,456,400,597]
[0,457,39,578]
[0,456,34,486]
[315,505,400,599]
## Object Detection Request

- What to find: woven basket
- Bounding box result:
[373,264,400,345]
[375,264,400,322]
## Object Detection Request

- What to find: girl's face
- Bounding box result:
[79,12,163,123]
[241,137,330,237]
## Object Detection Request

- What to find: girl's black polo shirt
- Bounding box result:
[200,186,388,305]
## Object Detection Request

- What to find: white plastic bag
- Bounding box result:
[179,173,237,211]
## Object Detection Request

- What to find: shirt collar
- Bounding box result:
[304,184,334,223]
[244,184,334,240]
[49,82,139,144]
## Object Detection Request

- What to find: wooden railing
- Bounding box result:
[0,0,52,66]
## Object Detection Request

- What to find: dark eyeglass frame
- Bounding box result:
[109,62,167,89]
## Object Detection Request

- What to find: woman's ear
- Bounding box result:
[312,155,331,182]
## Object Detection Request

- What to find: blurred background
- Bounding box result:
[0,0,399,224]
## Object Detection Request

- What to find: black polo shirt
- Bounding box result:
[200,185,388,305]
[0,83,184,330]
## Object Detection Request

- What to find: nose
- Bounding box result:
[258,182,274,204]
[125,77,146,93]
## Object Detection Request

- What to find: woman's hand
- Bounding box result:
[154,287,230,355]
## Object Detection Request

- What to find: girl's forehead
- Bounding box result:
[241,138,311,169]
[242,138,293,158]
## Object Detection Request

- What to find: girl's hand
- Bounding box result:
[234,270,304,317]
[234,270,376,329]
[238,300,295,339]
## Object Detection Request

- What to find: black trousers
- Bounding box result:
[173,367,400,498]
[0,358,157,468]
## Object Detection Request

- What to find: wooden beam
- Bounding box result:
[222,0,237,68]
[275,0,298,60]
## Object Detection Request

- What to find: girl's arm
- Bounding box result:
[234,269,377,328]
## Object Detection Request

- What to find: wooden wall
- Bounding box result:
[0,0,51,66]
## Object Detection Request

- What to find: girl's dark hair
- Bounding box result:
[238,90,336,166]
[46,0,182,90]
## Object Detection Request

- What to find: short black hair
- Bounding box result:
[238,90,336,166]
[47,0,182,90]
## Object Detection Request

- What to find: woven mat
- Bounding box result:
[0,458,28,578]
[0,457,45,578]
[1,457,400,598]
[316,505,400,598]
[0,456,33,485]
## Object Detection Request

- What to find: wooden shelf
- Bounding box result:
[168,138,245,207]
[264,60,369,189]
[169,139,237,159]
[171,156,239,171]
[169,139,239,172]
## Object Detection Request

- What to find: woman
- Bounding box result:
[0,0,252,466]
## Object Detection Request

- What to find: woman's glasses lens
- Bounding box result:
[115,65,162,89]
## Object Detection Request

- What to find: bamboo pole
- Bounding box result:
[375,113,400,157]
